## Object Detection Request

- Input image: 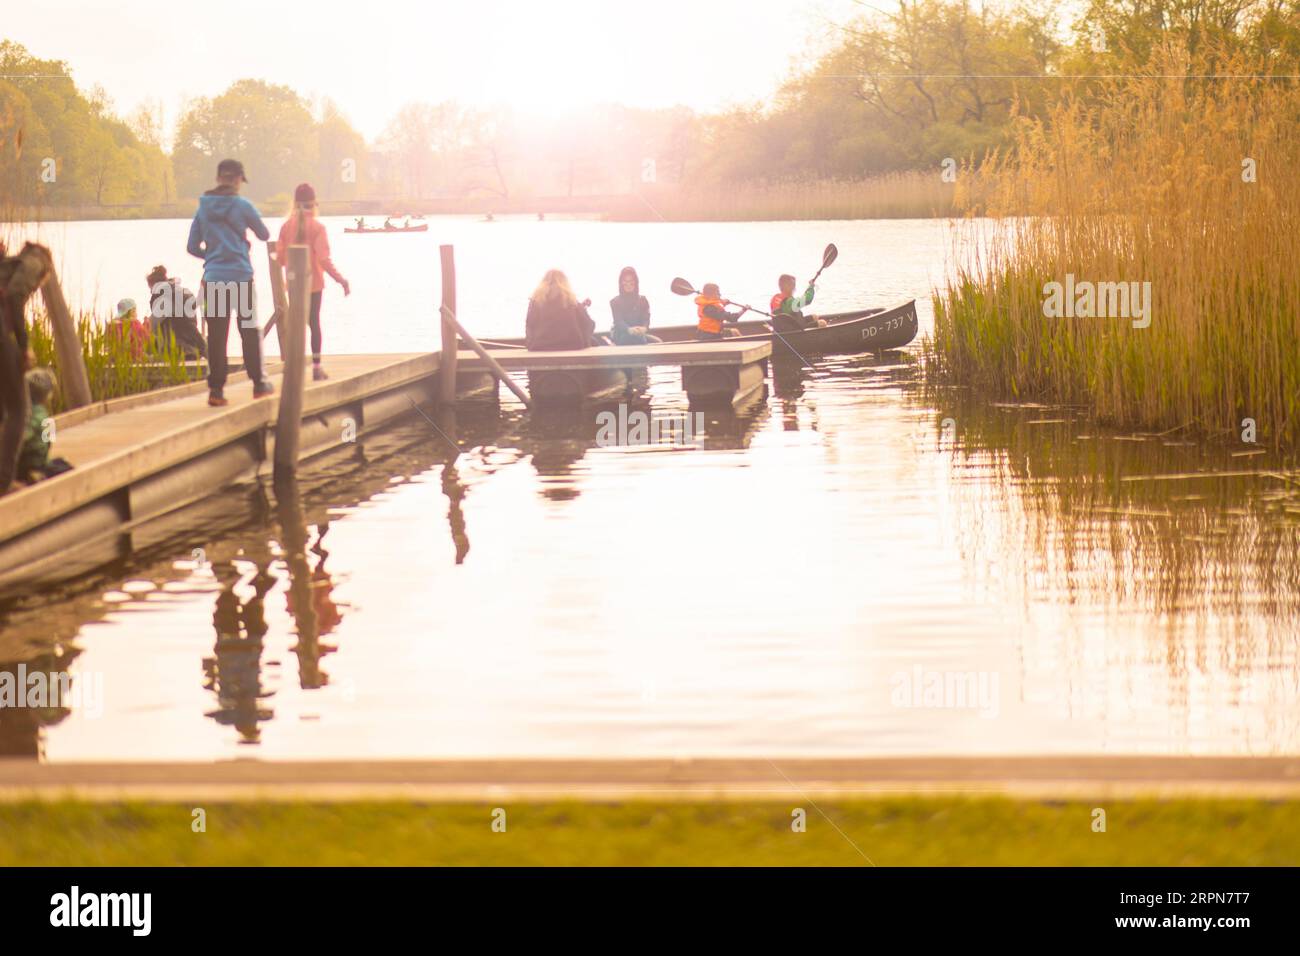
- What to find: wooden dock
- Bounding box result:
[456,339,771,406]
[0,340,770,590]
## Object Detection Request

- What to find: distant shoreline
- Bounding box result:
[4,178,958,223]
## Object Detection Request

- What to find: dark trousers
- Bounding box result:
[203,280,265,396]
[771,314,809,333]
[697,330,724,341]
[309,291,323,361]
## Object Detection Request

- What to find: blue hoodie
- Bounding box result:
[186,185,270,283]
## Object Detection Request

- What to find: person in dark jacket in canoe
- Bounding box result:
[609,266,662,345]
[769,274,827,334]
[525,269,598,350]
[695,283,747,341]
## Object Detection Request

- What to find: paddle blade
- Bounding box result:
[670,277,697,296]
[821,243,839,269]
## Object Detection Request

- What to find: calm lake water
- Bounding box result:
[1,216,1297,761]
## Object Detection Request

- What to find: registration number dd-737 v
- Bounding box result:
[862,314,911,339]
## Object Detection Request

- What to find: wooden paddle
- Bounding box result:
[810,243,838,286]
[670,277,770,317]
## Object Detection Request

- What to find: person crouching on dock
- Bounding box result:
[525,269,598,350]
[695,283,747,340]
[276,183,351,381]
[770,274,827,333]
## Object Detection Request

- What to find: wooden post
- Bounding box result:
[263,241,289,355]
[273,245,310,477]
[446,312,531,408]
[439,244,457,405]
[38,264,92,409]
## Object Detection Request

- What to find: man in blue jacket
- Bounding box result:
[187,159,273,406]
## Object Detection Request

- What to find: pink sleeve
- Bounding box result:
[315,226,345,284]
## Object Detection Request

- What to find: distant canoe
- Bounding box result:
[480,299,918,357]
[343,224,429,234]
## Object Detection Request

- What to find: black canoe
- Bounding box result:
[478,299,918,357]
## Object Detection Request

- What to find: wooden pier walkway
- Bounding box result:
[0,340,770,590]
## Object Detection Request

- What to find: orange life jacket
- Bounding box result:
[696,294,725,334]
[770,292,789,315]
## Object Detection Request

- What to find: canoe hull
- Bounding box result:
[652,300,918,356]
[479,300,918,357]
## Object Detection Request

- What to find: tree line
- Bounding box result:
[3,2,1300,210]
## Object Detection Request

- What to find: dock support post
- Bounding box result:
[39,261,92,410]
[439,244,458,406]
[264,241,290,355]
[447,313,532,408]
[273,245,310,477]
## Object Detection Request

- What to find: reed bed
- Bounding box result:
[926,47,1300,447]
[608,171,958,221]
[27,311,203,413]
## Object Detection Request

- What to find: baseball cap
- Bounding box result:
[294,183,317,204]
[217,158,248,183]
[115,298,137,320]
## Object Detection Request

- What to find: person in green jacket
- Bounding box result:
[17,367,72,483]
[769,274,828,334]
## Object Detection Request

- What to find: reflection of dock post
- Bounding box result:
[434,405,470,563]
[273,473,326,688]
[439,244,458,406]
[274,245,310,478]
[38,259,92,409]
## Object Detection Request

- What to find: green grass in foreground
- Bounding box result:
[1,798,1296,866]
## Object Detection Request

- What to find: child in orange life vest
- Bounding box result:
[695,283,748,340]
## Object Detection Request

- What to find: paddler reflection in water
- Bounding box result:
[695,283,747,340]
[770,273,827,333]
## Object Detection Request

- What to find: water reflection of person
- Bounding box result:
[522,404,599,502]
[0,651,77,758]
[771,360,809,429]
[202,557,276,744]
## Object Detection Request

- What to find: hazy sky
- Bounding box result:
[4,0,863,142]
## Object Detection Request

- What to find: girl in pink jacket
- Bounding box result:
[277,183,351,380]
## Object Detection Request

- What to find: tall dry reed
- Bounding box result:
[928,45,1300,446]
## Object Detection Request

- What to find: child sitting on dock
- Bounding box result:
[276,183,351,381]
[695,283,747,340]
[17,368,72,483]
[109,298,151,359]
